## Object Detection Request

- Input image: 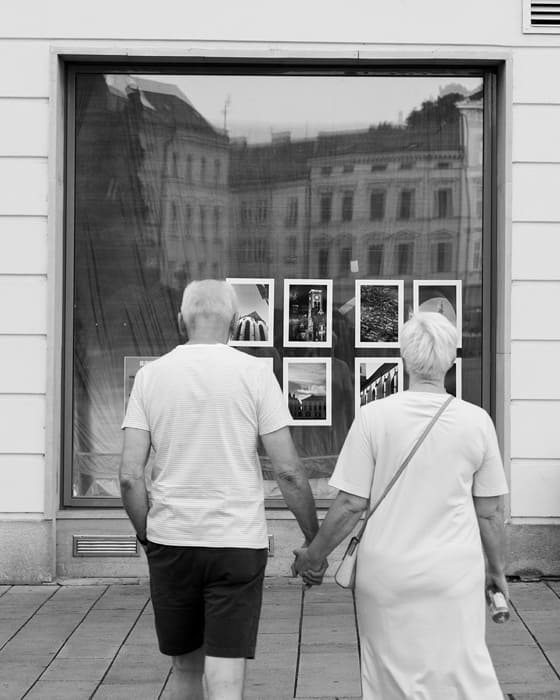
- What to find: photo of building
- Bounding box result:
[284,280,333,347]
[283,358,332,426]
[355,358,403,413]
[227,278,274,346]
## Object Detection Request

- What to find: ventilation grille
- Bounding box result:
[524,0,560,32]
[73,535,140,557]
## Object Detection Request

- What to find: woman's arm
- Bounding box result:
[474,494,509,599]
[293,489,368,580]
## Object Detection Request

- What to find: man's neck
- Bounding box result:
[185,319,230,345]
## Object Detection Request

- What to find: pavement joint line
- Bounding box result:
[19,584,110,699]
[545,580,560,603]
[508,597,560,684]
[90,593,153,698]
[0,585,60,655]
[0,585,12,601]
[350,589,361,675]
[292,583,307,699]
[157,665,173,699]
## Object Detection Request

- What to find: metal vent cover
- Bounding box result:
[523,0,560,32]
[73,535,140,557]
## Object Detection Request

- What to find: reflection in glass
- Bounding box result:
[70,72,485,501]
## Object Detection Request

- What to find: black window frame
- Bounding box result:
[62,59,498,508]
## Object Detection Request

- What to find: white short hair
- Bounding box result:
[180,280,238,331]
[401,311,457,380]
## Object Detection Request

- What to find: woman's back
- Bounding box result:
[332,391,506,601]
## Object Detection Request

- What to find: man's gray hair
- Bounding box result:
[180,280,238,331]
[401,311,457,380]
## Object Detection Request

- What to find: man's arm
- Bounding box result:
[293,489,368,575]
[260,426,319,544]
[119,427,152,542]
[474,495,509,599]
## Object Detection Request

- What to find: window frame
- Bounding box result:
[62,59,498,509]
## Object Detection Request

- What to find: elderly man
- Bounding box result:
[119,279,320,700]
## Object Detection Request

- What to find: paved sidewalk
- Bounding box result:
[0,579,558,699]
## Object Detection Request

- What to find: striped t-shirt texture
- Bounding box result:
[122,343,291,548]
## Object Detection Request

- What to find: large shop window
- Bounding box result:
[64,65,493,506]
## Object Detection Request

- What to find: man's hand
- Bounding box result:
[292,547,328,587]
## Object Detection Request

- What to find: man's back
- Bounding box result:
[123,343,289,548]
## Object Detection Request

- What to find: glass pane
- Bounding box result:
[70,72,485,502]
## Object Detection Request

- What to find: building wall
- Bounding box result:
[1,0,559,581]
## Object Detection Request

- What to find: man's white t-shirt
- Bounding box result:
[122,344,291,548]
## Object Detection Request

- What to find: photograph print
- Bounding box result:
[227,278,274,347]
[284,279,333,348]
[355,357,403,414]
[355,280,404,348]
[413,280,462,348]
[283,357,332,426]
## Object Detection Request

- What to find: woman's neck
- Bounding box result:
[407,375,446,394]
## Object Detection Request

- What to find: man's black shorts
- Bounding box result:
[146,542,268,658]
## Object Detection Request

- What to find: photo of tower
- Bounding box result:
[284,279,333,347]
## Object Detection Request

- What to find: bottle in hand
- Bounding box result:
[486,585,510,623]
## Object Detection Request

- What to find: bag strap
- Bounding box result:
[354,394,454,542]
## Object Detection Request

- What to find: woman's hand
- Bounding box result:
[486,569,509,601]
[292,547,328,587]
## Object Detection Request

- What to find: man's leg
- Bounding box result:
[170,646,205,700]
[204,656,245,700]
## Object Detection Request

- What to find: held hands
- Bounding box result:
[292,546,328,588]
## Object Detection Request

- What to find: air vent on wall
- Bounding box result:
[523,0,560,32]
[73,535,140,557]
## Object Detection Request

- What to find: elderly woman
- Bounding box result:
[294,311,508,700]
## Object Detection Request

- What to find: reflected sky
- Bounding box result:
[143,75,482,141]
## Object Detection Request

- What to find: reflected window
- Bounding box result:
[339,247,351,276]
[240,201,251,225]
[473,239,482,270]
[318,248,329,277]
[341,192,353,222]
[431,240,453,273]
[213,206,220,239]
[398,189,415,220]
[368,244,384,275]
[435,188,453,219]
[214,159,221,185]
[343,163,354,173]
[320,194,332,223]
[186,154,193,182]
[370,191,385,221]
[476,186,483,218]
[321,166,332,176]
[185,204,193,236]
[199,206,206,239]
[400,160,415,170]
[200,157,206,182]
[395,242,413,275]
[286,198,298,228]
[172,152,179,177]
[256,200,268,224]
[371,163,387,172]
[285,235,297,263]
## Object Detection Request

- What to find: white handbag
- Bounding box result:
[335,395,454,590]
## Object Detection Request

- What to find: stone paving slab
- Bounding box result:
[0,580,556,698]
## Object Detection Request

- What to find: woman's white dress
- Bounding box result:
[329,392,508,700]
